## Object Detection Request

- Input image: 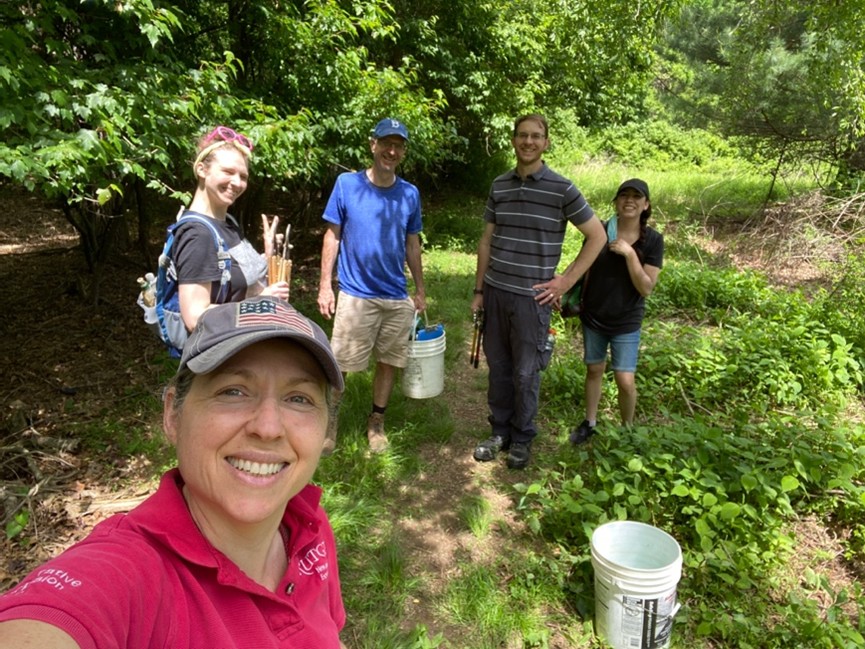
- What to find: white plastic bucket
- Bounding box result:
[402,328,446,399]
[591,521,683,649]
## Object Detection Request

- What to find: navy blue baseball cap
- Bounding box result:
[372,118,409,141]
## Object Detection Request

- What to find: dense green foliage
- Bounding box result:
[517,413,865,647]
[4,1,865,646]
[5,0,865,287]
[0,0,679,199]
[0,0,685,288]
[656,0,865,188]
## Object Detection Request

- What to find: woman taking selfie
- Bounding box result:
[0,297,348,648]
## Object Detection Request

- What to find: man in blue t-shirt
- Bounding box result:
[318,118,427,453]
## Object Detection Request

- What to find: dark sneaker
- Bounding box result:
[473,435,509,462]
[506,442,531,470]
[569,420,596,445]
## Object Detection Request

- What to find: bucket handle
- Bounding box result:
[410,310,430,342]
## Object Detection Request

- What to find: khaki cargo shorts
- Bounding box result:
[331,293,415,372]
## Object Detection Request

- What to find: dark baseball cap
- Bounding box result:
[615,178,650,201]
[372,118,409,141]
[178,297,344,391]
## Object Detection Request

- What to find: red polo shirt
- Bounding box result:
[0,469,345,648]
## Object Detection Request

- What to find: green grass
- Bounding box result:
[458,494,493,539]
[51,145,865,647]
[306,154,865,648]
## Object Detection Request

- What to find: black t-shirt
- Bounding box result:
[173,212,266,303]
[580,225,664,335]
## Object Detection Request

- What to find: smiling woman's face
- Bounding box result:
[163,339,328,535]
[197,145,249,209]
[614,188,649,220]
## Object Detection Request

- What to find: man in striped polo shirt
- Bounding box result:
[470,113,606,469]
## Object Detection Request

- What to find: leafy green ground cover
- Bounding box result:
[303,153,865,647]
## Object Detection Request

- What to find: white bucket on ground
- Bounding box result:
[402,328,446,399]
[591,520,683,649]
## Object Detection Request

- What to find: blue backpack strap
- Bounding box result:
[154,223,182,355]
[153,212,233,357]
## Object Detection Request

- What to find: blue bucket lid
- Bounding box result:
[415,323,444,340]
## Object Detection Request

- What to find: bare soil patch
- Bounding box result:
[0,191,164,588]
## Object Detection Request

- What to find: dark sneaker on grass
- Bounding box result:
[473,435,509,462]
[506,442,531,470]
[569,420,596,445]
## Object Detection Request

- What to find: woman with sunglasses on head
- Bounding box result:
[176,126,290,332]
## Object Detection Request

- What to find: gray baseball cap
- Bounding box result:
[179,297,344,391]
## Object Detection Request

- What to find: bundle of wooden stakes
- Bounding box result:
[264,215,293,299]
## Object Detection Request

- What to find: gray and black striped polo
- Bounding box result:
[483,163,594,296]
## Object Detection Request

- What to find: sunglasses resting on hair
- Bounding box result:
[202,125,255,152]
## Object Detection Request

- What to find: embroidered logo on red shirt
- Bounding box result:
[298,542,329,580]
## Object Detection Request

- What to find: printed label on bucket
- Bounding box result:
[619,591,676,649]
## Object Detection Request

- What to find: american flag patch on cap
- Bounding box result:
[237,299,314,336]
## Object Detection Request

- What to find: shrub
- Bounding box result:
[576,120,735,170]
[813,248,865,366]
[649,259,776,320]
[516,412,865,647]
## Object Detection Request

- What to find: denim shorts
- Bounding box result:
[582,325,641,373]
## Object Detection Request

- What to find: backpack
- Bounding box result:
[138,211,233,358]
[559,217,614,318]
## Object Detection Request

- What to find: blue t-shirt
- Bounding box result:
[323,170,422,299]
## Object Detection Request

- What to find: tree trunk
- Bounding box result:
[60,196,128,304]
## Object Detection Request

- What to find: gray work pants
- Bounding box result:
[482,285,552,445]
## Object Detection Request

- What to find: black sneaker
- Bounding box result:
[569,420,596,445]
[473,435,509,462]
[506,442,531,470]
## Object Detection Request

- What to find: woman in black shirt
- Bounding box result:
[570,178,664,444]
